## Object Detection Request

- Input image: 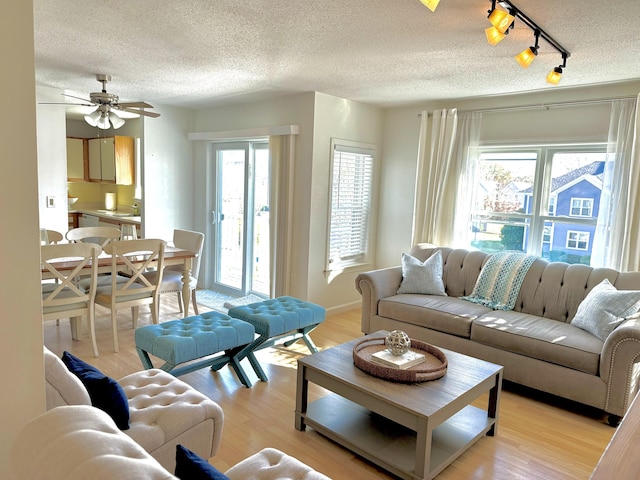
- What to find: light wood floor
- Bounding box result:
[43,293,615,479]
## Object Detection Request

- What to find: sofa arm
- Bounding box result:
[225,448,331,480]
[600,317,640,417]
[11,406,176,480]
[355,266,402,334]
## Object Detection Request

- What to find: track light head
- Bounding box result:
[488,7,514,33]
[419,0,440,12]
[546,53,568,85]
[546,66,563,85]
[485,26,506,46]
[515,29,540,68]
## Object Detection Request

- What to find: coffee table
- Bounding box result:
[295,331,503,480]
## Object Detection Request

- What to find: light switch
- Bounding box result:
[46,196,55,208]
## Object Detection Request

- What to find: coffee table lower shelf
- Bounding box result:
[300,394,494,480]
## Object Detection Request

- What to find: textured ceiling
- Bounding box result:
[33,0,640,113]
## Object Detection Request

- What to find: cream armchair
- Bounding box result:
[43,347,222,472]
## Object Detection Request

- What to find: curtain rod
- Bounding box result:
[419,95,637,117]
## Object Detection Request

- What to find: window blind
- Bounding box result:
[328,144,374,267]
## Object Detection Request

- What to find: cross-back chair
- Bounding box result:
[95,238,166,353]
[41,242,102,357]
[143,229,204,316]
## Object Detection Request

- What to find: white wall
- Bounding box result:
[36,86,68,234]
[1,2,45,477]
[308,93,384,309]
[376,80,640,268]
[191,92,385,310]
[191,93,316,294]
[142,105,194,241]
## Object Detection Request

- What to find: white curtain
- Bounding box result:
[268,134,296,297]
[592,95,640,271]
[411,109,482,247]
[451,112,482,247]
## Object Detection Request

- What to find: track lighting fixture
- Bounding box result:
[419,0,571,85]
[419,0,440,12]
[486,0,570,84]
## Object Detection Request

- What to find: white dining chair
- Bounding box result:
[66,226,121,248]
[67,226,131,288]
[143,229,204,316]
[41,242,102,357]
[95,238,166,353]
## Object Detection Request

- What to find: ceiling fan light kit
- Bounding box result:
[41,73,160,129]
[418,0,571,85]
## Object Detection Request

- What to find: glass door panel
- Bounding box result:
[212,142,269,296]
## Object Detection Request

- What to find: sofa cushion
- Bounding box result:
[175,444,229,480]
[571,279,640,341]
[62,351,130,430]
[397,251,446,296]
[379,295,491,338]
[224,448,331,480]
[119,369,224,471]
[471,311,603,374]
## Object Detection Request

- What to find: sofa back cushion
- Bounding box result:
[409,244,640,324]
[44,347,91,409]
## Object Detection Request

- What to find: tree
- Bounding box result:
[500,224,524,251]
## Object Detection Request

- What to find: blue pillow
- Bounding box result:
[175,444,229,480]
[61,351,130,430]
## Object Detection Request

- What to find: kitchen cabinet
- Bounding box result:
[66,137,87,181]
[88,136,134,185]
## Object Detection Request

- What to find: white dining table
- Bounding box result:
[41,245,196,318]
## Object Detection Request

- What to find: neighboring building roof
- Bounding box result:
[520,161,605,194]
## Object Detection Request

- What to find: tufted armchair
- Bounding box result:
[44,346,223,472]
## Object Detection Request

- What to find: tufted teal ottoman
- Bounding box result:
[227,296,326,386]
[135,311,256,386]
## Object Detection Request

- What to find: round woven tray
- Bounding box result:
[353,336,448,383]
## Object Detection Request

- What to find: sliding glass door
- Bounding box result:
[211,142,269,297]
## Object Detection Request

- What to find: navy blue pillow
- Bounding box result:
[175,444,229,480]
[61,351,130,430]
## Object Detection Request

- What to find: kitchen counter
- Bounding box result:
[70,208,141,224]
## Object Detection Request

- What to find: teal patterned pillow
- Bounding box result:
[397,251,447,296]
[571,279,640,341]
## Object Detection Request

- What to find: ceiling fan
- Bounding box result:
[45,74,160,130]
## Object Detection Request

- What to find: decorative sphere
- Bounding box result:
[385,330,411,356]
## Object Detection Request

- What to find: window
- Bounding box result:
[467,145,606,264]
[326,140,375,273]
[566,231,589,250]
[570,198,593,217]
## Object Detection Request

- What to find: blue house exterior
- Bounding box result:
[522,161,604,263]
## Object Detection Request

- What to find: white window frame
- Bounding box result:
[570,197,593,217]
[325,139,376,275]
[566,230,590,250]
[470,144,606,257]
[542,225,553,244]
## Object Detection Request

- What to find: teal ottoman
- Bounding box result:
[135,312,256,386]
[227,296,326,386]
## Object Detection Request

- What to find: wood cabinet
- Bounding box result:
[87,136,135,185]
[66,137,87,181]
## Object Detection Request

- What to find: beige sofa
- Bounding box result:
[356,244,640,425]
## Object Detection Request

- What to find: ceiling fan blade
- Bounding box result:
[120,107,161,118]
[118,101,154,108]
[62,93,96,104]
[39,101,93,106]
